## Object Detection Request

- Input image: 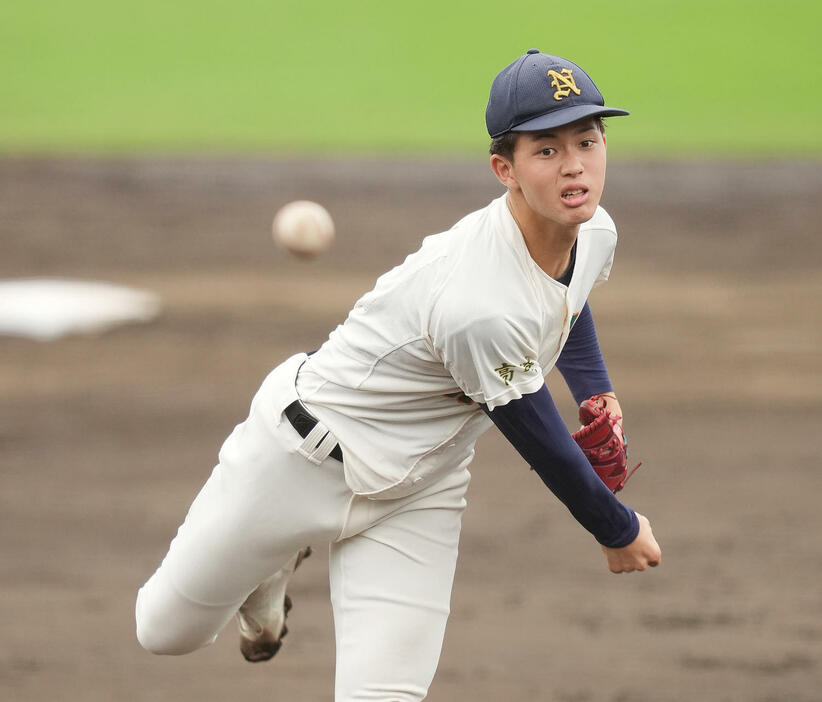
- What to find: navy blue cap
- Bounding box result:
[486,49,629,137]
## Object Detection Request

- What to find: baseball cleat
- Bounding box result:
[236,546,311,663]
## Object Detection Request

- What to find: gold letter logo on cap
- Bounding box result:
[547,69,581,101]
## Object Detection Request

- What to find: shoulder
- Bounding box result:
[437,195,530,284]
[397,196,501,275]
[430,195,507,255]
[353,197,513,318]
[425,195,529,299]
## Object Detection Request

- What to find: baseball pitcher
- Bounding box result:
[136,49,661,701]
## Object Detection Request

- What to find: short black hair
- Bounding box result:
[489,117,605,161]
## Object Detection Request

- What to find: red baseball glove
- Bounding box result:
[571,395,641,493]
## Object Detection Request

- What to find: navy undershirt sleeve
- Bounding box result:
[483,385,639,548]
[556,302,613,406]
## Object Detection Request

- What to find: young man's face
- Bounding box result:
[501,118,607,230]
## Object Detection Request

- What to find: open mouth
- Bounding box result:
[561,186,589,207]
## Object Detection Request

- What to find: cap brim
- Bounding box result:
[510,105,630,132]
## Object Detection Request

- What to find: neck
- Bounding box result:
[506,192,579,279]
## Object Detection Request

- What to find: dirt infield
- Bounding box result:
[1,157,821,701]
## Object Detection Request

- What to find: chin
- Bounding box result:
[563,205,597,225]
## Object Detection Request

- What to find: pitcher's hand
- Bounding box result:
[601,513,661,573]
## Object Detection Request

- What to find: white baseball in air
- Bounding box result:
[272,200,335,258]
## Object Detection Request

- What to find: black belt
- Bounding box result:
[284,400,343,462]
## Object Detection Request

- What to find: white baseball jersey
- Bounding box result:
[297,194,617,499]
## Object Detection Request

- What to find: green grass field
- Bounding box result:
[1,0,820,157]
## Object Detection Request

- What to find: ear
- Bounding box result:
[490,153,517,189]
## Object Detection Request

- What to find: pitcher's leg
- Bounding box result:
[136,556,236,654]
[137,409,349,655]
[329,471,469,702]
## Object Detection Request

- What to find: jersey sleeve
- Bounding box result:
[431,312,545,410]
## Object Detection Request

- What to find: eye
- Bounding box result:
[580,139,595,148]
[540,147,556,156]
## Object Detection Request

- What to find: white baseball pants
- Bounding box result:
[135,355,470,702]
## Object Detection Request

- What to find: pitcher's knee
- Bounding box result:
[137,630,215,656]
[136,608,218,655]
[135,583,218,655]
[135,603,197,655]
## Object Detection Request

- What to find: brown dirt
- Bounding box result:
[1,157,821,701]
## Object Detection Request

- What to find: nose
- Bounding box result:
[561,153,584,177]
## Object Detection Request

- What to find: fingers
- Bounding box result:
[607,559,649,574]
[606,555,657,574]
